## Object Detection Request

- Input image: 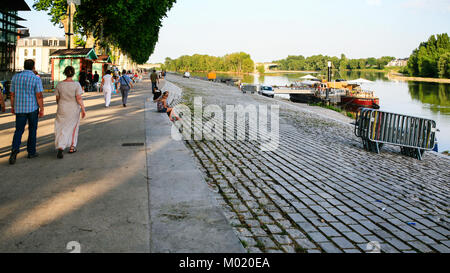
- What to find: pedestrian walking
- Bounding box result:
[150,69,159,92]
[54,66,86,159]
[93,71,100,92]
[101,70,113,107]
[118,69,134,107]
[9,59,44,165]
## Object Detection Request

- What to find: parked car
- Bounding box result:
[183,72,190,78]
[260,85,274,98]
[241,84,258,94]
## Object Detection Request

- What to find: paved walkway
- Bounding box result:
[0,79,243,253]
[166,73,450,253]
[0,83,150,252]
[146,80,244,253]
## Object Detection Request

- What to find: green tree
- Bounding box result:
[407,33,450,78]
[34,0,177,64]
[73,34,86,48]
[367,57,377,67]
[164,52,255,73]
[257,64,265,74]
[438,52,450,78]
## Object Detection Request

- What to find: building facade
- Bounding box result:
[0,1,30,81]
[16,37,66,74]
[387,58,408,67]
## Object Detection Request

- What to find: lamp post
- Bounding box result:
[326,61,332,101]
[66,0,81,49]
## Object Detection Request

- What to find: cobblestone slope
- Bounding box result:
[166,74,450,253]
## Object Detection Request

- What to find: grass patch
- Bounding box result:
[295,245,307,253]
[346,112,356,119]
[279,230,289,236]
[308,102,342,113]
[240,240,248,248]
[256,240,265,250]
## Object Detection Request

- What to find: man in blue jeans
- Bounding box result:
[9,59,45,165]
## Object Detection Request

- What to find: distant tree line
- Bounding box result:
[163,52,255,73]
[404,33,450,78]
[273,54,395,71]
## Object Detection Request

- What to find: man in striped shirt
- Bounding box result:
[9,59,44,165]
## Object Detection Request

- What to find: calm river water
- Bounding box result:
[189,71,450,152]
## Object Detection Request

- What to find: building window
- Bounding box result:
[32,40,36,46]
[55,40,59,46]
[24,40,28,46]
[33,49,36,56]
[24,49,28,56]
[48,40,52,46]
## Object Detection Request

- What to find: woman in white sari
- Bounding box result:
[54,66,86,159]
[101,70,114,107]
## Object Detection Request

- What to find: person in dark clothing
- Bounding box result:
[79,70,87,91]
[87,71,93,82]
[93,71,99,83]
[87,71,93,91]
[153,86,162,101]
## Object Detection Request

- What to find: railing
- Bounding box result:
[355,108,437,160]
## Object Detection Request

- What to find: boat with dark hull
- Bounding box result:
[289,92,322,103]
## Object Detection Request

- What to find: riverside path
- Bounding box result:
[0,79,243,253]
[165,73,450,253]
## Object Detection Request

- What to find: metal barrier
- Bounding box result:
[355,108,437,160]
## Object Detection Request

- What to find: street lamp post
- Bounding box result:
[66,0,81,49]
[326,61,332,101]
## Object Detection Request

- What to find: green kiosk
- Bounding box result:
[50,48,98,88]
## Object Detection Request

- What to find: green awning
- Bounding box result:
[50,48,98,60]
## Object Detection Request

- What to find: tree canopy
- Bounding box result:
[406,33,450,78]
[164,52,255,73]
[33,0,176,64]
[273,54,395,71]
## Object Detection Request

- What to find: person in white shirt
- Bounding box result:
[101,70,114,107]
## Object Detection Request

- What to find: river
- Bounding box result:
[187,71,450,152]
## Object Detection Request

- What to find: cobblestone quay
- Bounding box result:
[166,73,450,253]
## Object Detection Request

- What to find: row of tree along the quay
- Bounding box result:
[33,0,177,64]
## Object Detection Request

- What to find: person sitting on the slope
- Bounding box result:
[155,91,180,121]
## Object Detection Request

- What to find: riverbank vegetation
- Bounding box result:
[401,33,450,79]
[272,54,395,72]
[163,52,255,73]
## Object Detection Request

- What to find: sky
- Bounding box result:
[20,0,450,63]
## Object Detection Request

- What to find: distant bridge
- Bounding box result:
[255,62,279,71]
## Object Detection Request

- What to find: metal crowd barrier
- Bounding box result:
[355,108,437,160]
